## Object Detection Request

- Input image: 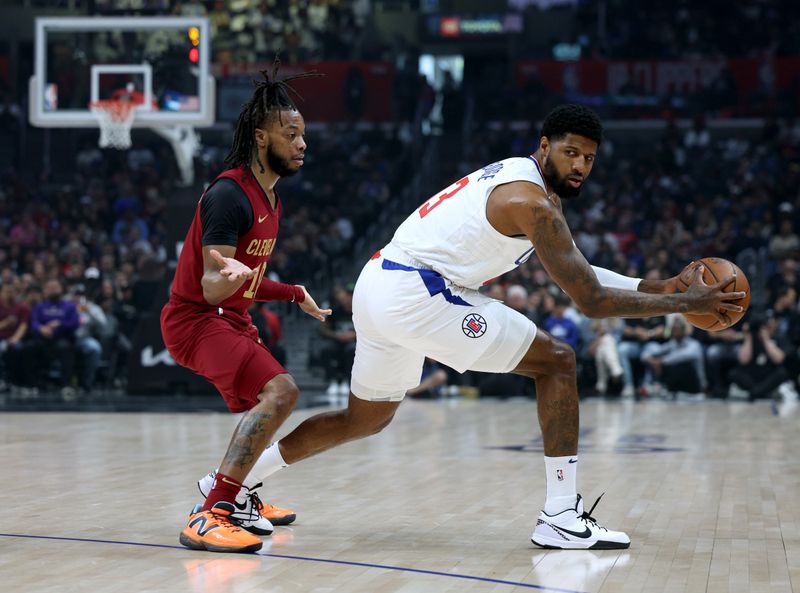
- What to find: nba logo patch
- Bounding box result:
[557,469,564,481]
[462,313,487,338]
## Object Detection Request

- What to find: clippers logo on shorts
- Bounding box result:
[462,313,487,338]
[557,469,564,481]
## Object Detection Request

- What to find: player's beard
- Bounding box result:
[267,146,300,177]
[542,158,582,199]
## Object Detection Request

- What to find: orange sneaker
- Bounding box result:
[245,486,296,526]
[256,500,297,526]
[179,502,263,554]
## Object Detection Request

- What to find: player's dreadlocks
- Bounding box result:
[540,104,603,145]
[225,55,321,173]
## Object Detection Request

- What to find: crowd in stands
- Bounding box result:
[3,108,799,404]
[0,118,413,396]
[174,0,374,63]
[574,0,800,60]
[10,0,800,63]
[0,147,174,396]
[21,0,374,60]
[2,0,800,403]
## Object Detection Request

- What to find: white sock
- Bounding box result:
[243,442,289,489]
[234,485,249,505]
[543,455,578,515]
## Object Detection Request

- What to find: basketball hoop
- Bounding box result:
[89,100,136,149]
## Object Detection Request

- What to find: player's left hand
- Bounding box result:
[665,260,706,294]
[209,249,256,282]
[642,260,704,294]
[296,286,333,322]
[644,273,684,294]
[638,267,694,295]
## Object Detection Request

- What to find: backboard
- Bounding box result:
[29,16,214,128]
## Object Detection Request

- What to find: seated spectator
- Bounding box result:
[773,285,800,345]
[26,279,80,396]
[505,284,530,317]
[543,293,580,350]
[98,296,131,386]
[72,285,104,392]
[0,282,30,390]
[111,207,149,245]
[585,318,624,396]
[319,284,356,399]
[617,315,667,397]
[767,258,799,302]
[728,311,793,401]
[641,315,706,396]
[772,286,800,395]
[769,219,800,260]
[704,327,745,398]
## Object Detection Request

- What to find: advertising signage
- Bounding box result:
[425,13,523,39]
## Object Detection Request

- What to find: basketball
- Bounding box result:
[676,257,750,331]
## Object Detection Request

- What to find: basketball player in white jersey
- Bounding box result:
[234,104,745,549]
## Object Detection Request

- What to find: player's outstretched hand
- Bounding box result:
[684,264,746,323]
[209,249,257,282]
[296,285,333,322]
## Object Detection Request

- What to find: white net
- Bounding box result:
[89,100,136,149]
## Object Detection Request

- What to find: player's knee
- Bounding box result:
[259,379,300,416]
[549,340,577,377]
[345,406,396,438]
[367,412,395,436]
[274,384,300,414]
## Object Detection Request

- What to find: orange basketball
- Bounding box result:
[676,257,750,332]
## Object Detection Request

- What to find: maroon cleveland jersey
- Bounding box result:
[171,166,281,315]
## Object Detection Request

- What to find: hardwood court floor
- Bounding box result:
[1,398,799,593]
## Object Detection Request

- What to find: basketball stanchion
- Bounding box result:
[151,125,201,187]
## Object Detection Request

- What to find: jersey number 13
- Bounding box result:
[418,176,469,219]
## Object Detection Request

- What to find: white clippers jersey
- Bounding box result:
[390,156,547,289]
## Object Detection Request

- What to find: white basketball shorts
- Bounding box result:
[349,244,537,401]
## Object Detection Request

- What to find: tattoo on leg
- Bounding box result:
[224,411,274,471]
[541,394,579,455]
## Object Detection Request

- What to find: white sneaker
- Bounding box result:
[675,391,705,402]
[727,383,750,400]
[778,381,799,403]
[197,471,273,536]
[531,494,630,550]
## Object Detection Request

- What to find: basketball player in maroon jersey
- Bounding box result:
[161,62,330,553]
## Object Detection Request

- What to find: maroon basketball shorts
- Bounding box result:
[161,298,287,413]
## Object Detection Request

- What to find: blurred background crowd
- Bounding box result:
[0,0,798,406]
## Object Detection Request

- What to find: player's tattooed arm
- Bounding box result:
[201,245,256,305]
[518,192,744,320]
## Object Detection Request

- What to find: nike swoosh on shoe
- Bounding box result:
[552,524,592,538]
